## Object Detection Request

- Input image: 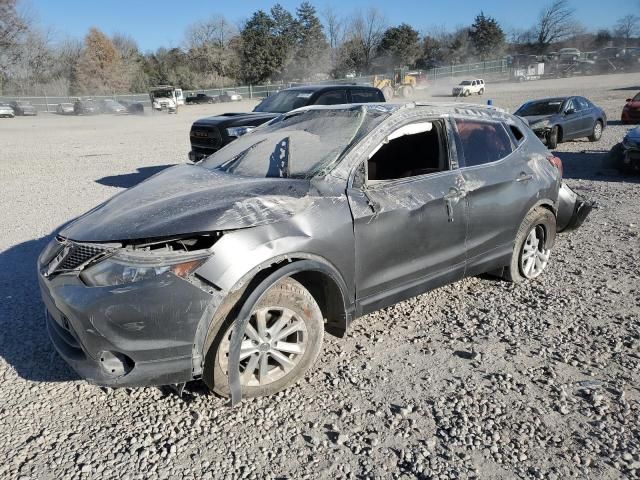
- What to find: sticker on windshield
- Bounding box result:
[297,93,313,98]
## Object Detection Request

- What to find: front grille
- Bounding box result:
[190,126,221,148]
[58,243,107,271]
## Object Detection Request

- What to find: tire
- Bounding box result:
[204,277,324,398]
[400,85,413,98]
[478,88,485,95]
[381,86,394,101]
[504,207,556,283]
[464,89,471,97]
[588,120,603,142]
[547,126,559,149]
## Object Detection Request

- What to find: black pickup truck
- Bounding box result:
[188,84,385,161]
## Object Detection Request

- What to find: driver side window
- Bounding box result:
[364,120,449,182]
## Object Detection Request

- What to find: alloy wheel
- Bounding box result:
[520,225,550,279]
[218,306,308,386]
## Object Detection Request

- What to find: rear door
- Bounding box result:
[453,118,535,272]
[313,89,348,106]
[561,98,583,139]
[349,88,385,103]
[575,97,595,135]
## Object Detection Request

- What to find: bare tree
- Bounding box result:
[0,0,29,90]
[615,14,640,45]
[533,0,577,52]
[322,6,344,50]
[344,7,387,73]
[185,15,237,85]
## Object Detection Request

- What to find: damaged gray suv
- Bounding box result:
[38,103,591,404]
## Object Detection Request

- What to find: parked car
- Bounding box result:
[0,103,15,118]
[609,127,640,174]
[452,79,485,97]
[9,100,37,116]
[98,98,127,114]
[558,48,581,61]
[185,93,218,105]
[38,102,591,402]
[74,99,99,115]
[118,99,145,114]
[56,103,74,115]
[515,96,606,149]
[189,84,386,161]
[219,91,243,102]
[621,92,640,124]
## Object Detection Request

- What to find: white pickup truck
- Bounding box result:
[452,79,485,97]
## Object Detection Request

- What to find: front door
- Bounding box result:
[346,119,467,314]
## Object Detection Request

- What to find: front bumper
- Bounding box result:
[38,249,215,387]
[557,183,593,232]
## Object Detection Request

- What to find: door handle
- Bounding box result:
[516,172,533,183]
[444,187,466,222]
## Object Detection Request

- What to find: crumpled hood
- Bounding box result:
[519,114,557,126]
[60,164,313,242]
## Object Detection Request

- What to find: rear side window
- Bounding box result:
[575,97,590,110]
[315,90,348,105]
[455,119,514,167]
[351,89,384,103]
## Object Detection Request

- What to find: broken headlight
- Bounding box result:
[226,126,255,138]
[529,119,550,130]
[81,250,209,287]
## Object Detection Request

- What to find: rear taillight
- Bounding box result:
[547,154,563,178]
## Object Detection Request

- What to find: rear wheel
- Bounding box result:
[205,277,324,398]
[400,85,413,98]
[478,88,485,95]
[504,208,556,283]
[588,120,603,142]
[547,126,559,149]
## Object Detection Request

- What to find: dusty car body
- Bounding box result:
[98,99,127,114]
[452,79,485,97]
[74,99,99,115]
[56,103,74,115]
[219,91,242,102]
[621,92,640,124]
[0,103,15,118]
[150,86,178,113]
[9,100,37,116]
[185,93,218,105]
[38,102,591,404]
[515,96,606,149]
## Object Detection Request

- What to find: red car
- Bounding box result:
[622,92,640,124]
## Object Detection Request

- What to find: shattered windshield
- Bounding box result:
[253,90,314,113]
[516,100,563,116]
[202,107,385,179]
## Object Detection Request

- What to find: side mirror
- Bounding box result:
[565,108,575,115]
[626,98,632,102]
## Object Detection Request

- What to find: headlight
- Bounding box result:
[530,119,550,130]
[81,250,209,287]
[226,126,255,137]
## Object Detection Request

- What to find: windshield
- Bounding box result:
[202,107,384,179]
[460,81,472,85]
[253,90,314,113]
[633,93,640,102]
[516,100,563,116]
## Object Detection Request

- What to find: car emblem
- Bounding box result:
[193,130,208,138]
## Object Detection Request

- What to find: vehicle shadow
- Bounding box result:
[96,164,175,188]
[554,149,640,183]
[610,86,640,91]
[0,232,79,382]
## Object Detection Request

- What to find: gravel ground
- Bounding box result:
[0,73,639,480]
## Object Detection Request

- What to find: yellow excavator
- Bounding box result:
[373,67,417,101]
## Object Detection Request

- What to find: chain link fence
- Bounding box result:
[0,60,514,112]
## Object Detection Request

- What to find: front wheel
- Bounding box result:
[478,88,485,95]
[205,277,324,398]
[503,208,556,283]
[588,121,603,142]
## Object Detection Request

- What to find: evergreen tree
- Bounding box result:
[379,23,421,67]
[240,10,286,84]
[293,1,329,79]
[468,12,505,59]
